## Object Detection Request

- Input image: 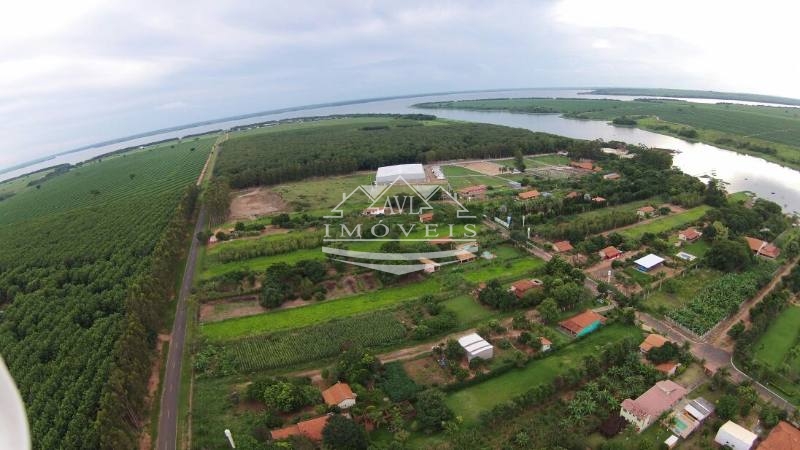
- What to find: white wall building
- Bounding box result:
[714,421,757,450]
[457,333,494,362]
[375,164,426,184]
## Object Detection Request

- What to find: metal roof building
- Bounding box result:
[375,164,426,184]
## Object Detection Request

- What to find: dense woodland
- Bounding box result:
[214,115,594,188]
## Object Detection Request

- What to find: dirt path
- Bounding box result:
[138,334,171,450]
[710,256,799,350]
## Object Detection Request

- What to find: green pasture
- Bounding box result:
[618,205,710,240]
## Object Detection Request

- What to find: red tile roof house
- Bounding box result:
[599,246,622,260]
[322,382,356,409]
[570,161,595,171]
[271,415,331,442]
[539,337,552,352]
[509,279,543,299]
[419,212,434,223]
[552,240,574,253]
[639,334,669,353]
[559,310,607,337]
[517,190,540,200]
[759,421,800,450]
[619,380,688,432]
[655,361,680,377]
[457,185,487,200]
[746,236,781,259]
[636,205,656,217]
[678,227,702,242]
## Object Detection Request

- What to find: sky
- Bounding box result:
[1,0,799,169]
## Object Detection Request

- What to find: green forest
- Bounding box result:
[213,115,594,188]
[0,139,212,449]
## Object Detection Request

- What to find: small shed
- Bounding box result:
[634,254,665,272]
[458,333,494,362]
[714,421,757,450]
[664,435,679,449]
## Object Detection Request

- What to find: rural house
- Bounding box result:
[322,382,356,409]
[271,415,331,442]
[599,246,622,260]
[639,334,669,353]
[619,380,688,432]
[745,236,781,259]
[418,258,440,273]
[509,278,543,299]
[715,421,758,450]
[518,190,540,200]
[678,227,702,242]
[559,310,606,337]
[457,185,487,200]
[636,205,655,217]
[603,172,621,180]
[539,337,552,352]
[592,196,607,203]
[552,240,574,253]
[455,251,477,264]
[570,161,595,171]
[655,361,680,376]
[634,254,665,272]
[565,191,580,199]
[419,212,434,223]
[758,421,800,449]
[457,333,494,362]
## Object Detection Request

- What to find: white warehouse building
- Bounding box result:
[375,164,426,184]
[458,333,494,362]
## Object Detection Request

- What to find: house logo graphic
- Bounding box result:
[322,175,478,275]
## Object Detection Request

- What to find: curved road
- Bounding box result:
[156,207,206,450]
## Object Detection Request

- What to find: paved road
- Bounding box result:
[637,311,796,415]
[156,207,207,450]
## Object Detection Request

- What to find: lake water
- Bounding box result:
[2,88,799,213]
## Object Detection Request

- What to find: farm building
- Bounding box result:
[559,310,606,337]
[455,251,477,264]
[570,161,595,171]
[457,185,487,200]
[639,333,669,353]
[634,254,665,272]
[745,236,781,259]
[418,258,440,273]
[664,435,679,449]
[375,164,426,184]
[271,415,331,441]
[518,190,540,200]
[458,333,494,362]
[679,228,702,242]
[552,240,574,253]
[619,380,688,432]
[419,212,434,223]
[540,337,552,352]
[603,172,621,180]
[322,382,356,409]
[599,246,622,260]
[714,421,757,450]
[636,206,655,217]
[668,397,715,439]
[759,421,800,449]
[509,278,543,299]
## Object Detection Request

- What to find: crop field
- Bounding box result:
[221,311,408,372]
[0,139,212,448]
[667,264,775,335]
[617,205,710,239]
[201,278,441,341]
[641,268,721,312]
[446,325,642,423]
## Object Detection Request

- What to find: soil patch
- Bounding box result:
[458,161,506,175]
[229,187,288,221]
[138,333,170,450]
[199,297,265,323]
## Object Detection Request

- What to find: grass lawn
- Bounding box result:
[754,306,800,369]
[198,247,324,280]
[200,278,441,341]
[272,172,374,215]
[442,295,497,326]
[623,267,652,286]
[446,324,642,423]
[462,256,545,283]
[618,205,710,240]
[680,239,711,258]
[441,165,510,189]
[641,268,722,312]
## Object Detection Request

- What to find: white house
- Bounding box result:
[457,333,494,362]
[321,382,356,409]
[540,337,552,352]
[714,421,757,450]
